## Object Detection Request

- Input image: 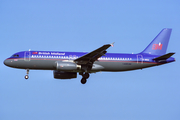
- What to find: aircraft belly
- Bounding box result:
[26,60,55,70]
[6,59,56,70]
[95,61,156,71]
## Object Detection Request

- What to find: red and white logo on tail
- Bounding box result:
[152,42,163,50]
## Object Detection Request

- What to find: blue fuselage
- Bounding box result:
[4,51,175,72]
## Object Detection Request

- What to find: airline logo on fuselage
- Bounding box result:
[32,51,65,55]
[32,52,38,54]
[152,43,163,50]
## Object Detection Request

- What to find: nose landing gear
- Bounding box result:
[25,69,29,79]
[80,72,90,84]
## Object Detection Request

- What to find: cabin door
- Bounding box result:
[24,51,31,61]
[137,55,143,64]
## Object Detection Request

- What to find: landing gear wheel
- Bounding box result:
[83,73,89,79]
[81,78,87,84]
[25,75,29,79]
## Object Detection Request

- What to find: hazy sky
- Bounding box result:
[1,0,180,120]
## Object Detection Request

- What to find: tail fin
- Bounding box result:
[141,28,172,55]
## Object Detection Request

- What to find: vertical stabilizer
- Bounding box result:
[141,28,172,55]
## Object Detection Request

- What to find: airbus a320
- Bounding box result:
[4,28,175,84]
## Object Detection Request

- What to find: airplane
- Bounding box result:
[4,28,175,84]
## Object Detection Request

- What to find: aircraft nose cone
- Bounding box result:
[4,59,8,66]
[4,59,11,66]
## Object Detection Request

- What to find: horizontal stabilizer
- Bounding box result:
[153,52,175,60]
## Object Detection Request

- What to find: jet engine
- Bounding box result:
[54,61,81,71]
[53,70,77,79]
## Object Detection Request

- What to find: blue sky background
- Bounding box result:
[0,0,180,120]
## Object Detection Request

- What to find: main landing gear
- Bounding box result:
[80,72,90,84]
[25,69,29,79]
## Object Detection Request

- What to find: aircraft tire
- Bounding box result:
[81,78,87,84]
[25,75,29,79]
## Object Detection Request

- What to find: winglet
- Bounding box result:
[111,42,115,47]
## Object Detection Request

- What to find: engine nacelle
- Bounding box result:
[92,64,104,71]
[55,61,80,71]
[53,70,77,79]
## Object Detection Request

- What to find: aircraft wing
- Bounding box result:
[74,43,114,65]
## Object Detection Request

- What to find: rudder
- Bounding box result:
[141,28,172,55]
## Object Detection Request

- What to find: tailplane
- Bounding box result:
[153,52,175,63]
[153,52,175,60]
[141,28,172,55]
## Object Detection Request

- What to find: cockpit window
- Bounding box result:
[13,54,19,57]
